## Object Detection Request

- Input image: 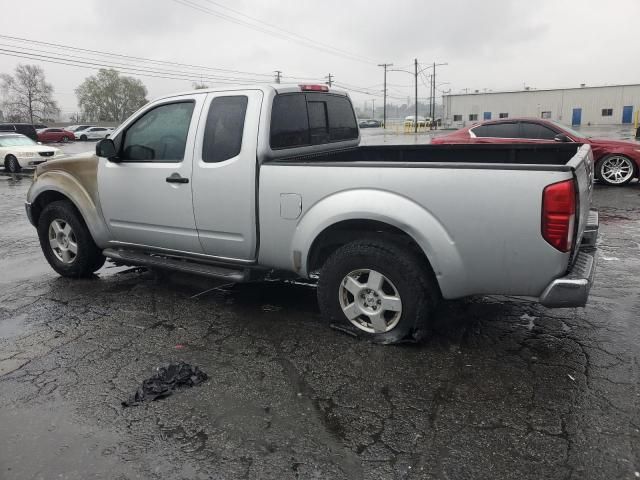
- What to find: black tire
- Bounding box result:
[37,200,105,278]
[596,155,636,186]
[80,134,87,141]
[5,155,21,173]
[62,136,69,143]
[317,239,438,344]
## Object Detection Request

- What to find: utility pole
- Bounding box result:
[431,62,435,128]
[414,58,418,133]
[378,63,393,129]
[325,73,334,87]
[371,99,375,119]
[274,70,282,84]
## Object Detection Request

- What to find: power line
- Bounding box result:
[0,34,274,78]
[0,48,279,85]
[0,34,325,83]
[171,0,378,65]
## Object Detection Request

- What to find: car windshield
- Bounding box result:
[548,121,589,139]
[0,135,37,147]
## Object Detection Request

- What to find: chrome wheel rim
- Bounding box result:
[602,156,634,184]
[338,269,402,334]
[48,219,78,264]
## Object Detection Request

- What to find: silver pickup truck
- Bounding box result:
[26,84,599,344]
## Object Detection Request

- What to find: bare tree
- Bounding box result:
[75,69,148,122]
[193,82,209,90]
[1,64,60,123]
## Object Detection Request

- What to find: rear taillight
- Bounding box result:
[299,84,329,92]
[542,179,576,252]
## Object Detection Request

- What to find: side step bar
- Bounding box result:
[103,248,249,282]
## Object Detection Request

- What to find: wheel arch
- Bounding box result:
[293,189,466,299]
[29,172,110,246]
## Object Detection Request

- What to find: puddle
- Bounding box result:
[0,252,54,286]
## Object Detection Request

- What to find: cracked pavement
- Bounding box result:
[0,170,639,479]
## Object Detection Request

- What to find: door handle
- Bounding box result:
[166,173,189,184]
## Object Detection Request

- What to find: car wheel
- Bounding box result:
[62,136,69,143]
[4,155,21,173]
[597,155,636,186]
[37,200,106,278]
[80,135,87,141]
[317,239,438,344]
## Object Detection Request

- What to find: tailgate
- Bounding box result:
[567,144,594,261]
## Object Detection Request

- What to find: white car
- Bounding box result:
[74,127,114,141]
[0,133,62,173]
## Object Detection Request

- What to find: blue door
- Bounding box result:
[571,108,582,126]
[483,112,491,120]
[622,105,633,124]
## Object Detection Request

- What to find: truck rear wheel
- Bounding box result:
[317,239,437,344]
[37,200,106,278]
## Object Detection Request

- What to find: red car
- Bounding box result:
[37,128,75,143]
[432,118,640,186]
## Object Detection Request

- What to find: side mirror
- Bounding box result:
[96,138,118,160]
[554,133,571,143]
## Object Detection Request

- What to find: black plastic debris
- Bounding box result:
[122,361,208,407]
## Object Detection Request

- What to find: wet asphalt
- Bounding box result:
[0,135,639,479]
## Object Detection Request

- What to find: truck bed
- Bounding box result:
[266,143,584,169]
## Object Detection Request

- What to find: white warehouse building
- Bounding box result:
[443,84,640,128]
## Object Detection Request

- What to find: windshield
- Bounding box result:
[0,135,37,147]
[548,120,589,139]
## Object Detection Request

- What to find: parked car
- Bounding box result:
[67,125,95,132]
[26,84,598,344]
[359,119,382,128]
[0,123,38,141]
[432,117,640,186]
[0,133,61,173]
[404,115,432,127]
[37,128,75,143]
[75,127,113,141]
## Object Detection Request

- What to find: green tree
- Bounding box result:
[1,64,60,123]
[75,69,148,122]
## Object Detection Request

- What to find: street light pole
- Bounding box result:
[414,58,418,134]
[371,99,375,119]
[378,63,392,129]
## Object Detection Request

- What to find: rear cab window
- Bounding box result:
[270,92,357,150]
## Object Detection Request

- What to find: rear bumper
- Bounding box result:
[539,209,598,308]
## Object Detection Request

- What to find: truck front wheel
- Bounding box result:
[317,239,437,344]
[37,200,106,278]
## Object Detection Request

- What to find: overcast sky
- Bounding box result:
[2,0,639,117]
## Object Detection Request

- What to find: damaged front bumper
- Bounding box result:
[539,210,598,308]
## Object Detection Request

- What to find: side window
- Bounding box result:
[202,95,248,163]
[270,94,309,149]
[472,122,519,138]
[520,122,558,140]
[308,100,329,144]
[121,101,195,162]
[453,114,462,121]
[326,95,358,141]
